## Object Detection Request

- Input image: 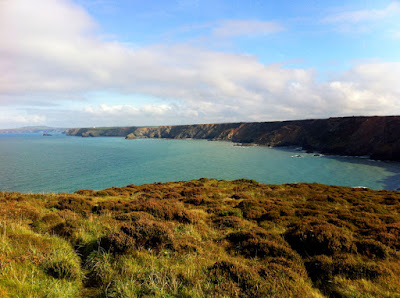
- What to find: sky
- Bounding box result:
[1,0,400,128]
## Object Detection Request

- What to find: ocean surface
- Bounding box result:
[0,133,400,193]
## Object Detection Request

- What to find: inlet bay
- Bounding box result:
[1,133,399,192]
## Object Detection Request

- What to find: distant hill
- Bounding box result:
[66,116,400,161]
[0,126,67,133]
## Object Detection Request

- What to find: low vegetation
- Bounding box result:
[1,179,400,297]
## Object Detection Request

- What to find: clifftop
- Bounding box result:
[1,179,400,296]
[66,116,400,161]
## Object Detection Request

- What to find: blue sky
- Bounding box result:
[1,0,399,128]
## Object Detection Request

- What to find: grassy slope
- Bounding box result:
[1,179,400,297]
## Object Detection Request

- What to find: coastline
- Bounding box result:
[65,115,400,162]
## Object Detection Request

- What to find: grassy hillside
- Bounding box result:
[1,179,400,297]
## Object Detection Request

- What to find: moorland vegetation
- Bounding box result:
[1,179,400,297]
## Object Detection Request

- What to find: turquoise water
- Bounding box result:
[0,133,399,193]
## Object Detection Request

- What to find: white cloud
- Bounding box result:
[0,111,47,128]
[212,20,284,38]
[322,2,400,24]
[389,30,400,39]
[0,0,399,129]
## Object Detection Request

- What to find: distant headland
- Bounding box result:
[66,116,400,161]
[0,126,66,134]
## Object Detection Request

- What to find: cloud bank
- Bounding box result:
[0,0,399,128]
[323,2,400,24]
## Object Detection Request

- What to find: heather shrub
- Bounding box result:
[174,238,201,254]
[94,189,119,197]
[137,191,162,200]
[100,231,135,254]
[55,197,94,216]
[180,187,204,198]
[212,216,247,229]
[74,189,96,196]
[51,220,80,244]
[236,199,266,220]
[129,200,199,224]
[285,220,355,256]
[0,203,40,222]
[366,223,400,249]
[267,257,308,279]
[184,196,205,205]
[183,181,204,188]
[92,200,129,214]
[226,231,297,260]
[334,256,389,280]
[232,179,260,186]
[101,220,174,253]
[305,254,389,293]
[31,213,64,232]
[114,211,155,222]
[207,261,264,297]
[230,193,251,200]
[162,191,182,200]
[355,239,390,259]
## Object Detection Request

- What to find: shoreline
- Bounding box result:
[65,116,400,162]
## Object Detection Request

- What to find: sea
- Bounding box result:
[0,133,400,193]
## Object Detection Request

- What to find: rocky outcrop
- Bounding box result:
[65,116,400,161]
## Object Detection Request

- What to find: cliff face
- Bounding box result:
[65,116,400,161]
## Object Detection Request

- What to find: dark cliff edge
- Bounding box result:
[65,116,400,161]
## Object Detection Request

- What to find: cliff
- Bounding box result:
[65,116,400,161]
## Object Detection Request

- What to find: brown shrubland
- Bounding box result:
[1,179,400,296]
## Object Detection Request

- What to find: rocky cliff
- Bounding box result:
[65,116,400,161]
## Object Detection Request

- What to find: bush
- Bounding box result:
[54,197,93,216]
[305,254,389,291]
[212,216,247,229]
[162,192,182,200]
[101,220,174,253]
[74,189,96,196]
[236,200,266,220]
[51,220,80,244]
[129,200,199,224]
[180,188,204,198]
[31,213,64,232]
[94,189,120,197]
[184,197,205,206]
[285,220,355,256]
[355,239,389,259]
[207,261,261,297]
[226,231,296,259]
[0,203,40,222]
